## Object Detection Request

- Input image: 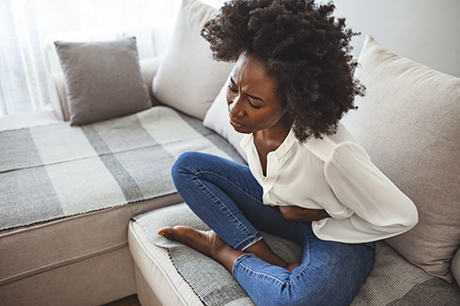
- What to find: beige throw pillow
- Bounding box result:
[452,248,460,285]
[342,35,460,283]
[152,0,234,120]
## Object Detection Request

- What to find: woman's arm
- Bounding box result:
[280,205,331,222]
[312,141,418,243]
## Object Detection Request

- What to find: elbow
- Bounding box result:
[399,200,419,232]
[374,200,419,236]
[408,207,419,230]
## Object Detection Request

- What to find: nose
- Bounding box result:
[228,95,245,119]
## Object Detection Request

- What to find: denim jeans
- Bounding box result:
[172,152,375,306]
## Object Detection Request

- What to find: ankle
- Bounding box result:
[244,240,289,267]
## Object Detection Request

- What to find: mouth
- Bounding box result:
[229,118,245,129]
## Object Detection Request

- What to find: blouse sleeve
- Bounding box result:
[311,141,418,243]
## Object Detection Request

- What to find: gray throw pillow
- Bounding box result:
[55,37,151,125]
[342,35,460,283]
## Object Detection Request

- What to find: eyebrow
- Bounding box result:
[230,76,265,103]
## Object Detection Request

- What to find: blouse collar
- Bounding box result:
[240,128,297,161]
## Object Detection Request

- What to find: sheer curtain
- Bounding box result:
[0,0,223,116]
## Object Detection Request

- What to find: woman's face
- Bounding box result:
[226,53,287,134]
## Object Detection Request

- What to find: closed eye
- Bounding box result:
[229,76,262,109]
[246,93,264,103]
[248,100,261,109]
[228,84,238,93]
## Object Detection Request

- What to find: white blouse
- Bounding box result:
[240,122,418,243]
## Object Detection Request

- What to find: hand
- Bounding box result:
[279,205,331,222]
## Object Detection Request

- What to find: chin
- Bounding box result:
[232,126,250,134]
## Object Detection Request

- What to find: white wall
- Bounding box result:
[332,0,460,77]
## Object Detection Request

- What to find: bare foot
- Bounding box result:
[158,226,227,257]
[158,226,243,271]
[159,226,301,272]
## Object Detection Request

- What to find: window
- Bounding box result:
[0,0,223,116]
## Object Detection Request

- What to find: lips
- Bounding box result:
[229,117,245,128]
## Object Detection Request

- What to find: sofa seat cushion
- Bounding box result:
[129,204,460,306]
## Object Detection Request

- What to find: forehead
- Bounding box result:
[231,54,277,91]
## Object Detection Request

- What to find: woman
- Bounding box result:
[159,0,418,305]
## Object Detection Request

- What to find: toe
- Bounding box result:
[158,227,173,236]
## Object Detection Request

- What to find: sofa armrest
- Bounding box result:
[47,72,69,121]
[0,110,60,131]
[47,57,163,122]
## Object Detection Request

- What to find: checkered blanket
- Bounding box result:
[0,106,244,230]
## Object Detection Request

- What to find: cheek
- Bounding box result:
[256,108,286,126]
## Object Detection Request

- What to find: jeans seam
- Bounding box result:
[240,236,264,251]
[193,171,260,247]
[287,227,311,285]
[238,261,286,286]
[194,170,264,205]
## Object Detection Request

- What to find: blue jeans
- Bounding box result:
[172,152,375,306]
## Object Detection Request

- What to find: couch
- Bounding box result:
[1,0,459,305]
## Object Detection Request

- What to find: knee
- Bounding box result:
[171,152,203,183]
[172,152,195,177]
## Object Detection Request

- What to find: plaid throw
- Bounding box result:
[0,106,244,231]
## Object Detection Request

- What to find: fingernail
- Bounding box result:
[158,231,165,235]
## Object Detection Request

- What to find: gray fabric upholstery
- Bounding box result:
[54,37,151,125]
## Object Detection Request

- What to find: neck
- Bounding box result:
[256,112,293,144]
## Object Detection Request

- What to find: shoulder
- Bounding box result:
[304,122,364,163]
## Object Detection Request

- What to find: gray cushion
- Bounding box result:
[342,35,460,283]
[351,242,460,306]
[133,204,460,306]
[55,37,151,125]
[133,204,299,306]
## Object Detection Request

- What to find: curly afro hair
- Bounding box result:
[201,0,365,142]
